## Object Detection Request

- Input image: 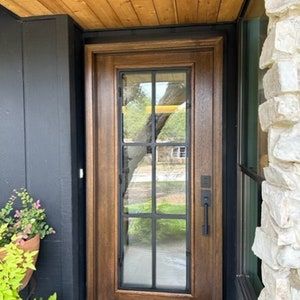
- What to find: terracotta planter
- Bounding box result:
[0,235,40,290]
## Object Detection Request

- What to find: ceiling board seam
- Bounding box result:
[151,0,161,25]
[104,0,125,27]
[216,0,223,22]
[82,0,107,28]
[216,0,224,22]
[173,0,179,24]
[129,0,142,26]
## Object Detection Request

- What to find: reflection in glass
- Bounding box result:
[123,146,152,213]
[122,73,152,143]
[119,69,190,292]
[155,72,187,143]
[122,218,152,287]
[156,219,187,289]
[156,146,186,214]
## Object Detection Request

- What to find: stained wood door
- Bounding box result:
[86,38,223,300]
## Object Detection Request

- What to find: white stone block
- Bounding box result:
[265,0,300,16]
[263,60,300,99]
[268,126,289,164]
[273,123,300,163]
[262,262,291,299]
[262,182,292,228]
[258,288,267,300]
[264,163,300,190]
[259,94,300,131]
[261,201,278,238]
[260,17,300,68]
[252,227,280,269]
[277,246,300,268]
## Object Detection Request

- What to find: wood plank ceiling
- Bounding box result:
[0,0,245,30]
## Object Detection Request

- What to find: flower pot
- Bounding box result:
[0,235,40,290]
[20,234,40,290]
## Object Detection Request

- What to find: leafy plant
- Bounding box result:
[0,225,37,300]
[0,189,55,247]
[13,189,55,243]
[126,201,186,244]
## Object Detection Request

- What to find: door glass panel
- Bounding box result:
[122,72,152,143]
[156,219,187,289]
[156,72,187,143]
[122,146,152,213]
[156,146,186,214]
[122,217,152,287]
[119,69,190,292]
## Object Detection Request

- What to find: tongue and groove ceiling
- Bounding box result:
[0,0,245,30]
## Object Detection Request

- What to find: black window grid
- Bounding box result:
[117,68,192,293]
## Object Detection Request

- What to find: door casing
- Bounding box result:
[85,37,223,300]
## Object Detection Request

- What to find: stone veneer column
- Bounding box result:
[252,0,300,299]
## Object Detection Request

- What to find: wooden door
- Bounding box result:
[86,38,223,300]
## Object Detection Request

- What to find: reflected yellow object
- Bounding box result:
[122,105,181,114]
[147,105,179,113]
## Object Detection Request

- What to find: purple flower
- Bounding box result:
[34,200,41,209]
[14,210,21,218]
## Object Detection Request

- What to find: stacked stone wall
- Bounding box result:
[252,0,300,299]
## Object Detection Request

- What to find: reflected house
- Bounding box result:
[156,145,186,163]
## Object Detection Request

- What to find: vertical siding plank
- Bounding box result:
[23,18,63,298]
[0,9,26,200]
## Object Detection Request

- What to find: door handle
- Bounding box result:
[201,190,211,236]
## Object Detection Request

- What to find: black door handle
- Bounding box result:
[201,190,211,236]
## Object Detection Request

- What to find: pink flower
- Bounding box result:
[14,210,21,218]
[34,200,41,209]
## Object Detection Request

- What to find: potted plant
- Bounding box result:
[0,189,55,289]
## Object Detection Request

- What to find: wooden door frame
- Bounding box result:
[85,37,223,300]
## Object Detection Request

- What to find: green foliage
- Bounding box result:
[157,109,186,141]
[48,293,57,300]
[0,195,17,246]
[0,225,37,300]
[126,201,186,244]
[123,83,186,141]
[0,189,55,247]
[14,189,55,242]
[123,86,151,140]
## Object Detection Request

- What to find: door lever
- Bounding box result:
[201,190,211,236]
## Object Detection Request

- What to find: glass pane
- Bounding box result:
[122,218,152,287]
[155,72,187,143]
[122,72,152,143]
[156,146,186,214]
[243,174,263,293]
[122,146,152,213]
[156,219,187,289]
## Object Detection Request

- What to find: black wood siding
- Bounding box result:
[0,7,85,299]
